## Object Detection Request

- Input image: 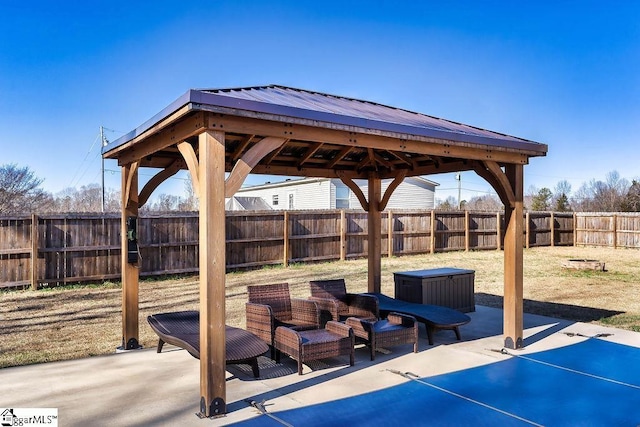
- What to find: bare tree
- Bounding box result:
[464,194,502,211]
[603,171,629,211]
[435,196,459,210]
[0,164,53,213]
[52,184,117,212]
[179,176,199,211]
[104,187,121,212]
[571,171,630,212]
[142,194,181,212]
[524,185,538,210]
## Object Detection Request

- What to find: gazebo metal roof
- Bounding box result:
[103,84,546,418]
[105,85,546,181]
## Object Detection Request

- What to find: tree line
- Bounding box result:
[2,163,639,214]
[0,164,198,214]
[435,171,640,212]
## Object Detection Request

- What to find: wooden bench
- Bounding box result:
[364,293,471,345]
[147,311,269,377]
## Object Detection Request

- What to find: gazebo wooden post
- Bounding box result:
[367,173,382,293]
[503,164,524,349]
[197,130,227,417]
[120,162,141,350]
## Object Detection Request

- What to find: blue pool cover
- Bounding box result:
[230,338,640,426]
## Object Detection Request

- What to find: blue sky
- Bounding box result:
[1,1,639,203]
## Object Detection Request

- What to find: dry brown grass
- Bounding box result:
[1,246,639,368]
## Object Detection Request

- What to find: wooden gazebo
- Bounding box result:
[102,85,547,417]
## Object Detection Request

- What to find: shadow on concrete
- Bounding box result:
[225,343,419,413]
[475,292,624,323]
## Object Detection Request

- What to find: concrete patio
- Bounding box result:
[2,306,639,426]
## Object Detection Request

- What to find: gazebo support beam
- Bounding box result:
[379,170,407,211]
[337,171,368,211]
[196,130,227,417]
[178,142,201,196]
[367,173,382,293]
[225,137,287,197]
[473,162,510,207]
[120,162,141,350]
[503,163,524,349]
[208,115,532,164]
[138,159,183,207]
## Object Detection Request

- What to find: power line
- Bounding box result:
[68,126,128,191]
[103,168,192,181]
[101,126,126,135]
[438,187,497,195]
[67,132,102,189]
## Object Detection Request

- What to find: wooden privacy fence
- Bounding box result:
[575,212,640,248]
[1,210,576,290]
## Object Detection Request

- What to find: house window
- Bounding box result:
[288,193,294,209]
[272,195,279,206]
[336,185,350,209]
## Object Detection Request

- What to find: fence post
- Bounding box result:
[550,212,555,247]
[387,210,393,258]
[464,210,470,252]
[31,214,39,290]
[497,212,501,250]
[613,214,617,249]
[340,210,346,261]
[430,210,436,254]
[573,212,577,247]
[283,211,289,267]
[525,212,530,249]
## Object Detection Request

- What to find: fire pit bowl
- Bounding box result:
[561,259,606,271]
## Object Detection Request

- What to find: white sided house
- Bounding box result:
[230,177,439,210]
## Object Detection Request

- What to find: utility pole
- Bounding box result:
[100,126,106,213]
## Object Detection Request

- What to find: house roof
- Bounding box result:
[238,176,439,192]
[103,85,547,181]
[225,196,272,211]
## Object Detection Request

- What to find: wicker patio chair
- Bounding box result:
[246,283,321,359]
[309,279,379,324]
[346,312,419,360]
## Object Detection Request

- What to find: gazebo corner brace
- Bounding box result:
[117,337,141,351]
[503,336,523,350]
[198,397,226,419]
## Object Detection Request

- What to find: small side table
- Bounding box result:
[346,313,419,361]
[275,321,354,375]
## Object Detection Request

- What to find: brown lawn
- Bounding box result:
[1,246,638,368]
